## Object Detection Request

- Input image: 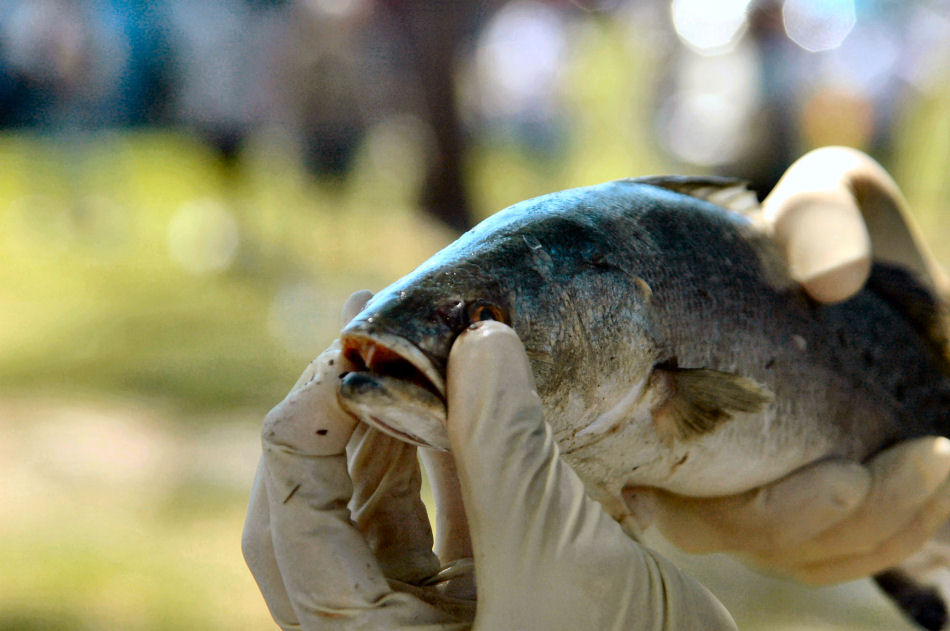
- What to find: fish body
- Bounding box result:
[338,178,950,521]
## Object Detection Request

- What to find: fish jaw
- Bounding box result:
[338,372,450,450]
[338,328,451,450]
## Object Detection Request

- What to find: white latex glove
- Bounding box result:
[243,297,736,630]
[762,145,948,302]
[243,290,470,630]
[626,437,950,584]
[632,146,950,584]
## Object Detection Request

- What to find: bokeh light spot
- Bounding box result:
[671,0,753,55]
[305,0,364,18]
[658,46,760,167]
[166,198,239,275]
[783,0,856,52]
[474,0,567,117]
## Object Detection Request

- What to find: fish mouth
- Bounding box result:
[341,331,446,401]
[338,331,449,450]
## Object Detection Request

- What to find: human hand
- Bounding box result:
[443,321,736,630]
[243,295,737,630]
[625,437,950,584]
[762,145,947,302]
[242,290,472,630]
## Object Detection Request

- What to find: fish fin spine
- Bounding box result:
[628,176,761,215]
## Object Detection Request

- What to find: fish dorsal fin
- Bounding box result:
[631,176,760,215]
[648,363,772,444]
[866,262,950,366]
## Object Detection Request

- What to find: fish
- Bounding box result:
[336,176,950,629]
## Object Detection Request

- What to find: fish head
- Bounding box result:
[338,183,663,450]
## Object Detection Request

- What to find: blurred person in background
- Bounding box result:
[269,0,511,230]
[652,0,950,199]
[165,0,286,168]
[0,0,170,129]
[3,0,950,218]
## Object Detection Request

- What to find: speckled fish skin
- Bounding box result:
[338,178,950,519]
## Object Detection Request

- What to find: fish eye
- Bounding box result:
[468,301,506,324]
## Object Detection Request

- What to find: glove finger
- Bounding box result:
[265,344,359,457]
[260,354,392,620]
[779,475,950,585]
[262,357,464,627]
[764,179,871,303]
[342,290,373,325]
[242,461,301,630]
[445,321,559,570]
[264,440,465,628]
[445,322,631,579]
[630,459,871,555]
[245,342,361,629]
[346,423,442,584]
[785,437,950,566]
[446,322,737,630]
[419,449,473,565]
[446,321,610,625]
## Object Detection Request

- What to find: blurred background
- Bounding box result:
[2,0,950,629]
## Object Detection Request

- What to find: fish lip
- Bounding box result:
[339,330,446,400]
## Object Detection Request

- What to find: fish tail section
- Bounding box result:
[874,569,948,630]
[867,263,950,372]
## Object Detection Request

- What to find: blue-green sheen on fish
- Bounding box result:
[337,177,950,528]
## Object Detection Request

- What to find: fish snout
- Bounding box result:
[339,329,446,402]
[337,329,451,450]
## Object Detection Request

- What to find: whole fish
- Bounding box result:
[337,177,950,628]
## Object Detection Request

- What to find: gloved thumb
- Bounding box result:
[445,321,622,555]
[446,322,736,631]
[445,321,553,559]
[446,322,626,622]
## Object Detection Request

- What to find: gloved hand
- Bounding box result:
[629,146,950,584]
[762,145,948,302]
[242,295,737,630]
[625,437,950,584]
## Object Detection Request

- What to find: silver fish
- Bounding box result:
[337,177,950,627]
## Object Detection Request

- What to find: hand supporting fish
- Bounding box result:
[244,309,738,630]
[245,148,950,630]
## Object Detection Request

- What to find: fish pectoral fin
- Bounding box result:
[648,365,772,444]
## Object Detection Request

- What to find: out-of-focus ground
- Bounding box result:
[4,1,950,629]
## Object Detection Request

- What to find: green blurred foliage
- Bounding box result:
[0,130,455,413]
[0,18,674,416]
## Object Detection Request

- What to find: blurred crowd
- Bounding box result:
[1,0,949,227]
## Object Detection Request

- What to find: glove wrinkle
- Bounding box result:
[243,463,301,629]
[347,424,442,585]
[264,439,469,629]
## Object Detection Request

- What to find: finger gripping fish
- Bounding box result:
[337,177,950,627]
